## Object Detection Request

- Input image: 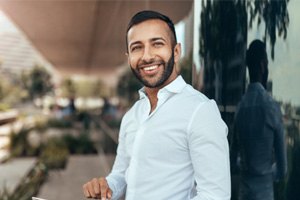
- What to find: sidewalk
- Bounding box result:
[37,154,116,200]
[0,158,37,193]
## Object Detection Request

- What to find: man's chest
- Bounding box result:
[124,110,190,163]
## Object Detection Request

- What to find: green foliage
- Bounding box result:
[92,79,110,97]
[75,79,107,98]
[40,138,69,170]
[117,69,142,106]
[62,134,97,154]
[21,65,53,99]
[200,0,289,61]
[34,117,48,132]
[60,78,76,98]
[47,118,73,128]
[0,103,10,112]
[60,77,108,98]
[179,53,193,85]
[105,118,121,129]
[200,0,248,61]
[10,128,40,157]
[248,0,289,59]
[0,75,26,106]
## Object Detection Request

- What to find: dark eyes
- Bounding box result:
[131,46,141,52]
[130,42,164,52]
[153,42,164,47]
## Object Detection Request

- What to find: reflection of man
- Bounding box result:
[231,40,287,200]
[83,10,231,200]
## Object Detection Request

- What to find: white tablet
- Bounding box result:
[32,197,47,200]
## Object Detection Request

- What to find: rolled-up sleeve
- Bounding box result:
[187,100,231,200]
[106,119,130,200]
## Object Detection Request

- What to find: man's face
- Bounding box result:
[126,19,181,88]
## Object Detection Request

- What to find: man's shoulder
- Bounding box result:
[121,101,140,120]
[238,89,281,116]
[180,84,209,103]
[260,91,280,110]
[241,87,276,105]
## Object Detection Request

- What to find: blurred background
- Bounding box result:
[0,0,299,200]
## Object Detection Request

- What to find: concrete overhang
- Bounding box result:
[0,0,193,78]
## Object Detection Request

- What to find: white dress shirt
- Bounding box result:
[106,76,231,200]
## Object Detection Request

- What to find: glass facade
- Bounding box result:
[192,1,299,199]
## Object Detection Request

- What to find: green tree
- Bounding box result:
[60,77,108,98]
[179,53,193,85]
[93,79,109,97]
[75,79,107,98]
[0,75,25,109]
[22,65,53,99]
[199,0,289,109]
[200,0,289,61]
[60,78,76,98]
[117,69,142,106]
[200,0,248,107]
[248,0,289,59]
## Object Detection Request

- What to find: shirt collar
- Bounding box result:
[138,75,187,99]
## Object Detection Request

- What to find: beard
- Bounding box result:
[130,50,175,88]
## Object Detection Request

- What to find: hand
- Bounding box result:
[83,177,112,199]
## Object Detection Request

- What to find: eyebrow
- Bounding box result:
[150,37,166,42]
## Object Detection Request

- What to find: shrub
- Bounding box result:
[47,118,72,128]
[40,138,69,170]
[62,134,97,154]
[10,128,40,157]
[0,103,10,112]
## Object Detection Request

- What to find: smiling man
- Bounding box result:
[83,10,231,200]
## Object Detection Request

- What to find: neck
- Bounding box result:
[145,87,159,113]
[144,73,178,113]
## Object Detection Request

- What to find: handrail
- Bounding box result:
[98,119,119,144]
[90,114,119,144]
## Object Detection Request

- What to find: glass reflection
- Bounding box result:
[193,0,299,199]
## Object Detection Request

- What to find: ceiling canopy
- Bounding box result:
[0,0,193,78]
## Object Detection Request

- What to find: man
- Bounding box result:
[83,10,231,200]
[231,40,287,200]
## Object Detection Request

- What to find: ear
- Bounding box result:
[125,52,130,65]
[173,43,182,64]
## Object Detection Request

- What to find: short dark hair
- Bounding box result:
[246,39,267,79]
[126,10,177,51]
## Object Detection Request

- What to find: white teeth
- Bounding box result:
[144,65,158,71]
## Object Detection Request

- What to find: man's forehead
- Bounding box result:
[127,19,171,41]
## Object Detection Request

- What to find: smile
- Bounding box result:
[143,65,159,71]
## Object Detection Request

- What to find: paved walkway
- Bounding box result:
[37,154,116,200]
[0,157,37,193]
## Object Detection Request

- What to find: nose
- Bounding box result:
[141,45,154,62]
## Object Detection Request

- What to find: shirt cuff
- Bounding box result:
[106,174,126,200]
